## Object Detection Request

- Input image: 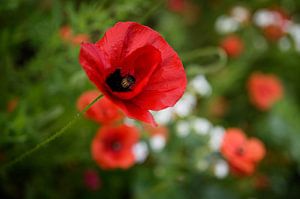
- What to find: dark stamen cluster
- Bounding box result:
[106,69,135,92]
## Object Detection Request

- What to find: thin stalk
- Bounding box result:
[1,94,103,172]
[180,47,227,75]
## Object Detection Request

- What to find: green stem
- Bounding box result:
[1,94,103,171]
[181,47,227,75]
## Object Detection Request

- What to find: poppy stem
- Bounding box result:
[1,94,103,172]
[180,47,227,74]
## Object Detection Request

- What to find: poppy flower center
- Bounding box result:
[110,141,122,151]
[106,69,135,92]
[235,146,245,156]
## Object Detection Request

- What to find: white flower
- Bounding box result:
[214,159,229,179]
[176,120,190,137]
[215,15,239,34]
[209,126,225,151]
[253,9,276,27]
[150,135,166,152]
[190,75,212,97]
[231,6,250,23]
[133,142,149,163]
[152,107,174,125]
[192,117,212,135]
[124,117,136,126]
[287,23,300,52]
[174,93,197,117]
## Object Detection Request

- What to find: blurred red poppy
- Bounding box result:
[77,90,123,124]
[263,8,290,41]
[168,0,186,12]
[60,25,90,45]
[59,25,72,42]
[71,34,90,45]
[247,72,283,111]
[91,124,139,169]
[83,169,101,191]
[79,22,187,126]
[7,97,19,113]
[221,128,266,176]
[220,35,244,58]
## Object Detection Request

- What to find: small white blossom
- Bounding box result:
[253,9,276,27]
[209,126,225,151]
[150,135,166,152]
[191,117,212,135]
[190,75,212,97]
[152,107,174,125]
[215,15,239,34]
[231,6,250,23]
[287,23,300,52]
[176,121,190,137]
[124,117,136,126]
[133,142,149,163]
[214,159,229,179]
[174,93,197,117]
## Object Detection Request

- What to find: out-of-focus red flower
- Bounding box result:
[83,169,101,191]
[247,72,283,111]
[71,34,90,45]
[221,128,266,176]
[254,174,270,190]
[263,25,285,41]
[92,124,139,169]
[220,35,244,58]
[256,7,290,41]
[7,98,19,113]
[77,90,123,124]
[59,25,72,42]
[60,25,90,45]
[209,97,228,118]
[168,0,186,12]
[79,22,187,126]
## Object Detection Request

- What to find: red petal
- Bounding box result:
[96,22,161,65]
[79,43,109,89]
[245,138,266,162]
[111,99,157,126]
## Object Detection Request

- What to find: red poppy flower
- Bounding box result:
[79,22,187,126]
[262,8,290,41]
[71,34,90,45]
[59,25,72,42]
[83,169,101,191]
[77,90,123,124]
[263,25,285,41]
[168,0,186,12]
[7,97,19,113]
[221,128,266,176]
[247,72,283,111]
[91,124,139,169]
[220,35,244,58]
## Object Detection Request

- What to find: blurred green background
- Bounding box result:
[1,0,300,198]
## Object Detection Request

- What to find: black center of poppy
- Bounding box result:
[111,141,122,151]
[105,69,135,92]
[235,147,244,156]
